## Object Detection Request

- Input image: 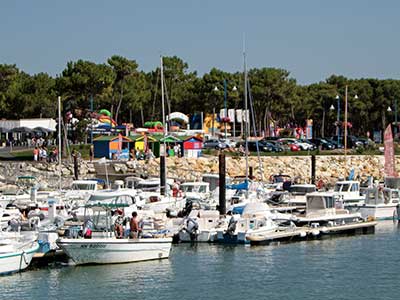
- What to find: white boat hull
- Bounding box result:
[179,230,217,242]
[146,199,185,213]
[0,242,38,275]
[57,237,172,265]
[358,204,399,220]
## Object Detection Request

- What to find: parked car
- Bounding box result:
[261,140,285,151]
[298,139,317,151]
[202,139,229,150]
[308,138,335,150]
[220,138,238,148]
[277,138,308,151]
[326,138,344,149]
[276,138,300,151]
[355,137,375,148]
[330,135,361,148]
[239,140,282,152]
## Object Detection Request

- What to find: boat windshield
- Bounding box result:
[334,183,350,192]
[181,185,207,193]
[72,183,96,191]
[136,183,159,191]
[289,186,316,194]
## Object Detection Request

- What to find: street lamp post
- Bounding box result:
[212,86,218,137]
[224,79,227,139]
[335,95,340,146]
[388,100,398,138]
[214,82,237,139]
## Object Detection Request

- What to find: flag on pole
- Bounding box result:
[384,125,397,177]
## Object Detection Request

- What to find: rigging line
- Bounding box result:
[162,76,172,129]
[247,78,264,182]
[150,68,160,121]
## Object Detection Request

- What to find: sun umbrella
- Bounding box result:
[10,127,33,133]
[33,126,56,133]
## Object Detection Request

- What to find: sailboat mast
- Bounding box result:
[243,45,249,190]
[58,96,62,190]
[160,56,167,196]
[161,56,166,137]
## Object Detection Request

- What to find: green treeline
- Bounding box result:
[1,55,399,138]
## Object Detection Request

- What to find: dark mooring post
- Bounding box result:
[72,151,79,180]
[219,153,226,215]
[160,155,166,196]
[311,154,316,185]
[249,166,253,179]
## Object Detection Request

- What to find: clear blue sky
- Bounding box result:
[1,0,399,84]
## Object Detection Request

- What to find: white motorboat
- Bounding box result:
[294,192,362,226]
[63,179,101,206]
[246,192,377,244]
[0,232,39,275]
[180,182,211,200]
[355,186,400,220]
[178,210,227,242]
[332,180,365,207]
[57,194,172,265]
[140,193,185,214]
[281,184,317,206]
[217,202,279,244]
[56,236,172,265]
[71,188,142,221]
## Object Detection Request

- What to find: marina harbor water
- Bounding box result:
[0,221,398,300]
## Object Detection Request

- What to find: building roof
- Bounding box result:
[93,135,132,142]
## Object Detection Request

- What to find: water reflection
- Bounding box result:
[1,224,399,300]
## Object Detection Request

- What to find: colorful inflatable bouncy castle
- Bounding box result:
[92,109,118,128]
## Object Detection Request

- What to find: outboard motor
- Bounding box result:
[185,217,199,241]
[282,181,292,191]
[226,215,238,236]
[180,200,193,217]
[29,216,41,229]
[8,218,21,232]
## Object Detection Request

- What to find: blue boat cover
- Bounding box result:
[226,180,249,190]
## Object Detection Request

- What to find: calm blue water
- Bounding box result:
[1,222,400,300]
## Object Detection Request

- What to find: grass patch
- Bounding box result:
[0,144,91,161]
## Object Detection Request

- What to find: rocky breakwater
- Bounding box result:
[0,161,96,190]
[136,155,393,187]
[0,155,395,190]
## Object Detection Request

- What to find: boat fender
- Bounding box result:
[299,231,307,238]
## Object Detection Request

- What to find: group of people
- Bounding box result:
[166,143,181,157]
[82,210,142,239]
[113,210,142,239]
[33,146,58,162]
[130,148,155,161]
